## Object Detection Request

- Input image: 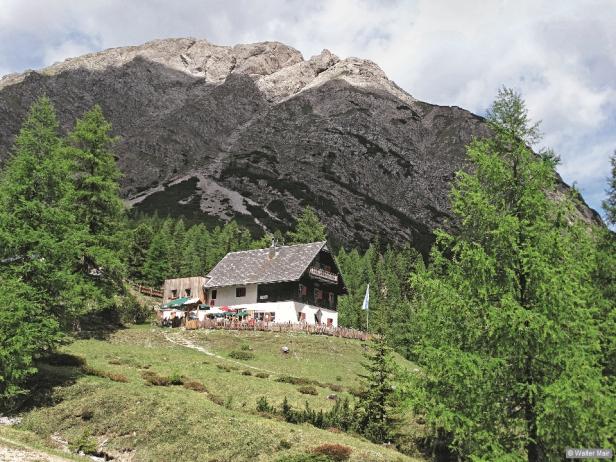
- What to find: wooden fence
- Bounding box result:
[181,319,370,341]
[131,283,163,298]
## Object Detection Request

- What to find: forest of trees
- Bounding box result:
[0,90,614,460]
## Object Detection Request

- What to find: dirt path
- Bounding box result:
[0,435,77,462]
[162,332,277,374]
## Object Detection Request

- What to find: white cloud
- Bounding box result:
[1,0,615,213]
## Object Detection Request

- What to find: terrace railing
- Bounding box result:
[308,266,338,283]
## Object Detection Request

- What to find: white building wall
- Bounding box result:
[207,299,337,327]
[210,284,258,307]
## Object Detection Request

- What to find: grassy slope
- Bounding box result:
[7,325,423,462]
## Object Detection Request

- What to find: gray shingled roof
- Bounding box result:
[204,241,328,288]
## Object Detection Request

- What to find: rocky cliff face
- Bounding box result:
[0,38,601,253]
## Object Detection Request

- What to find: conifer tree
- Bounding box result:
[65,105,126,295]
[602,150,616,225]
[354,331,399,443]
[128,222,154,282]
[287,206,327,243]
[142,219,174,286]
[0,97,90,327]
[409,88,614,460]
[0,277,62,407]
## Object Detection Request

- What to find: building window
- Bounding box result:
[314,288,323,301]
[210,289,217,301]
[185,288,191,297]
[298,284,307,299]
[328,292,335,307]
[327,318,333,327]
[171,289,178,298]
[236,287,247,297]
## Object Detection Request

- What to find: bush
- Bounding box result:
[216,364,231,372]
[141,370,170,386]
[275,454,330,462]
[240,343,251,351]
[81,365,128,383]
[69,429,98,455]
[278,439,292,450]
[169,372,184,385]
[241,370,253,376]
[255,372,269,379]
[275,375,318,386]
[326,383,343,392]
[209,394,225,406]
[229,350,255,360]
[183,380,207,393]
[312,443,352,461]
[256,396,274,413]
[298,386,318,396]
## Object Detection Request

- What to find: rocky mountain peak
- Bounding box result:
[0,38,601,254]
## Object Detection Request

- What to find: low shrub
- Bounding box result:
[209,394,225,406]
[278,439,292,450]
[312,443,352,461]
[69,429,98,455]
[183,380,207,393]
[275,375,318,386]
[169,372,184,385]
[82,365,128,383]
[229,350,255,360]
[216,364,231,372]
[348,387,365,398]
[241,370,253,376]
[275,454,330,462]
[335,376,342,382]
[326,383,343,392]
[255,372,269,379]
[45,352,86,368]
[256,396,274,413]
[240,343,251,351]
[298,385,318,396]
[141,370,170,386]
[107,358,122,365]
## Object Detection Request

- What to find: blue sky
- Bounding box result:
[1,0,614,216]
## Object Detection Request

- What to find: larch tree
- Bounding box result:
[409,88,614,460]
[66,104,126,293]
[0,98,73,398]
[286,206,327,244]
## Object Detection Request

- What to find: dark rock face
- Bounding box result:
[0,38,600,254]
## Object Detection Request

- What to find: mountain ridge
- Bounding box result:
[0,38,601,253]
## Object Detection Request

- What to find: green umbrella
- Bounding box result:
[163,297,190,309]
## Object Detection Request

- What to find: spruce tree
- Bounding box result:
[354,331,399,443]
[602,150,616,225]
[286,206,327,243]
[409,88,614,460]
[142,219,174,286]
[128,222,154,282]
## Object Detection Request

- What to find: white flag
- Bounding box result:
[362,284,370,311]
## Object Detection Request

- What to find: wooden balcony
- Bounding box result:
[308,266,338,284]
